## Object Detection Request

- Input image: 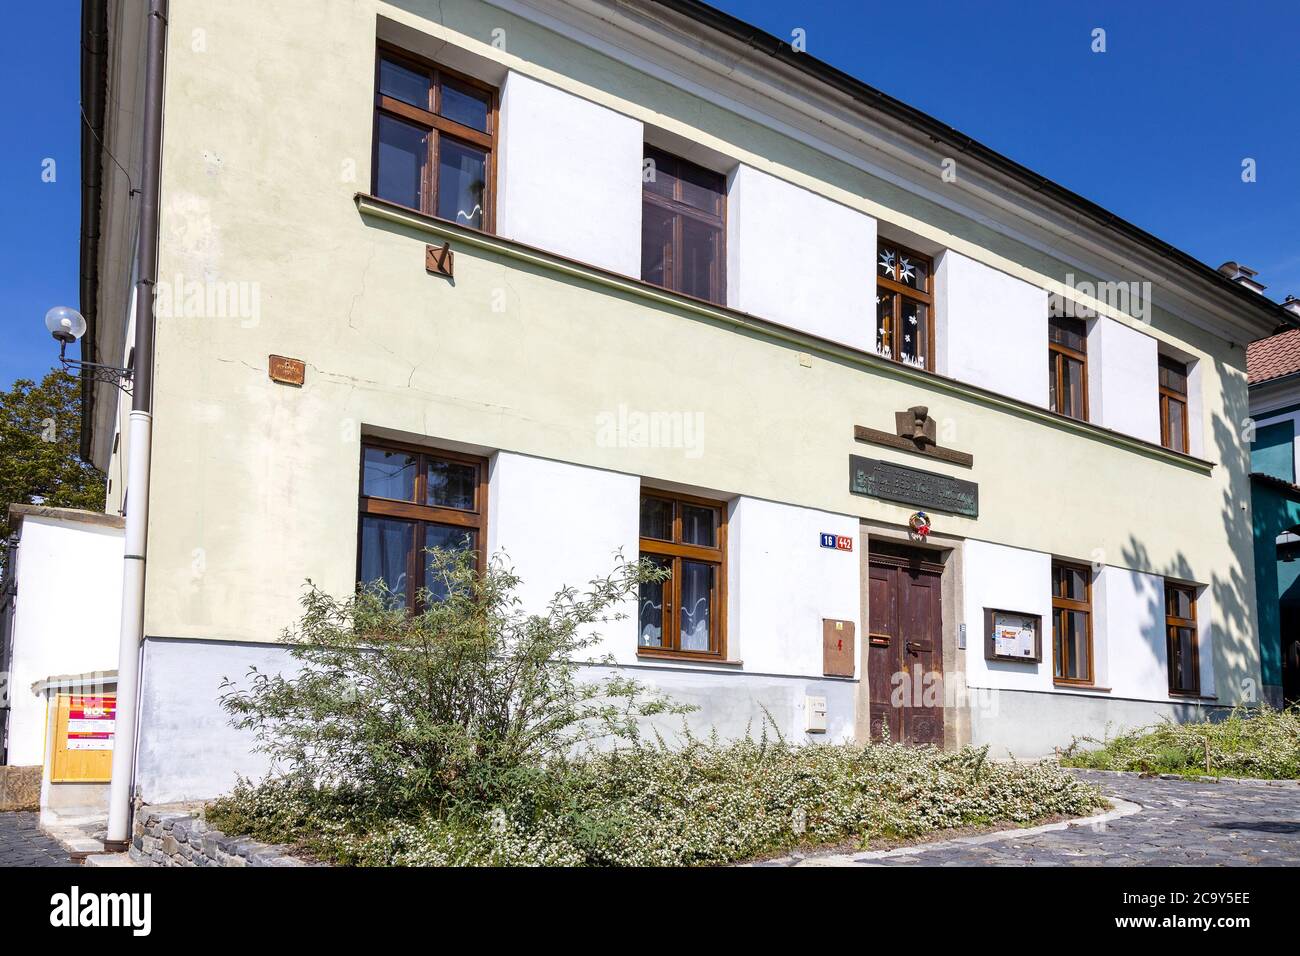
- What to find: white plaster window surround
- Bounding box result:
[496,70,644,276]
[933,249,1049,407]
[725,497,859,677]
[1085,316,1161,444]
[486,450,641,660]
[1194,584,1216,699]
[726,164,876,352]
[1090,565,1168,698]
[961,540,1054,693]
[1164,347,1206,460]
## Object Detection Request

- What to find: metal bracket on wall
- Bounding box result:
[426,241,454,278]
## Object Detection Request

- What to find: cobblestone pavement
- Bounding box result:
[0,812,75,867]
[794,770,1300,867]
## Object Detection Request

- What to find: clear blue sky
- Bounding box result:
[2,1,1297,392]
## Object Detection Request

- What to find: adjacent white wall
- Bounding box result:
[1087,316,1160,443]
[934,250,1049,406]
[496,70,643,275]
[726,164,875,350]
[5,516,123,765]
[726,497,860,676]
[961,539,1053,693]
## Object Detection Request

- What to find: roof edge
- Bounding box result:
[78,0,110,463]
[8,503,125,531]
[648,0,1299,337]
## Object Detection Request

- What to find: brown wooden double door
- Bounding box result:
[867,547,945,745]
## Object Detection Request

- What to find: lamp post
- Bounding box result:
[45,306,134,392]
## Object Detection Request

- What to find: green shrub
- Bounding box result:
[1061,705,1300,779]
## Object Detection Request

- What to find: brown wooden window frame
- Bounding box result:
[371,43,498,232]
[1051,561,1094,685]
[875,240,935,370]
[356,440,488,613]
[1048,314,1090,422]
[641,145,727,306]
[637,489,728,661]
[1158,354,1191,453]
[1165,581,1200,697]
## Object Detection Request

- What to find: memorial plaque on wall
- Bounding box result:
[849,454,979,517]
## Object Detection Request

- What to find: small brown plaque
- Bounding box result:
[426,242,454,277]
[268,355,305,387]
[822,618,856,677]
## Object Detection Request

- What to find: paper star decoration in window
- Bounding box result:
[899,256,916,284]
[878,249,896,279]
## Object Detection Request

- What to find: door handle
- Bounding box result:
[906,641,930,653]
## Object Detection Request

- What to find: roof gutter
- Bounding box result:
[78,0,109,463]
[649,0,1300,335]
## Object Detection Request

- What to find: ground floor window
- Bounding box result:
[637,490,726,659]
[1052,561,1093,684]
[357,442,487,610]
[1165,582,1199,696]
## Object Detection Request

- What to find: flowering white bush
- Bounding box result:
[209,733,1105,867]
[1063,705,1300,779]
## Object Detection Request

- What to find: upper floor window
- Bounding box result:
[1165,582,1199,696]
[1159,355,1189,453]
[372,47,496,231]
[876,242,933,369]
[1052,561,1093,684]
[357,442,487,610]
[638,490,727,659]
[1048,314,1088,421]
[641,146,726,306]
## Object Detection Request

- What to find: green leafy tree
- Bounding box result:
[0,371,107,564]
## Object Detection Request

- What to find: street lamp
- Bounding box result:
[45,305,134,392]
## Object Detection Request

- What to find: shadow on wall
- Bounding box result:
[1119,355,1259,721]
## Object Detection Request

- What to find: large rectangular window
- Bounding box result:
[1165,582,1200,696]
[372,46,496,231]
[641,146,726,305]
[876,241,933,369]
[1052,561,1093,684]
[638,490,726,659]
[1048,314,1088,421]
[357,442,487,610]
[1159,355,1190,453]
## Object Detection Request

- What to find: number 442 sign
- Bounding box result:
[819,533,853,552]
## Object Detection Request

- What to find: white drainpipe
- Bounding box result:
[105,0,168,851]
[106,410,152,845]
